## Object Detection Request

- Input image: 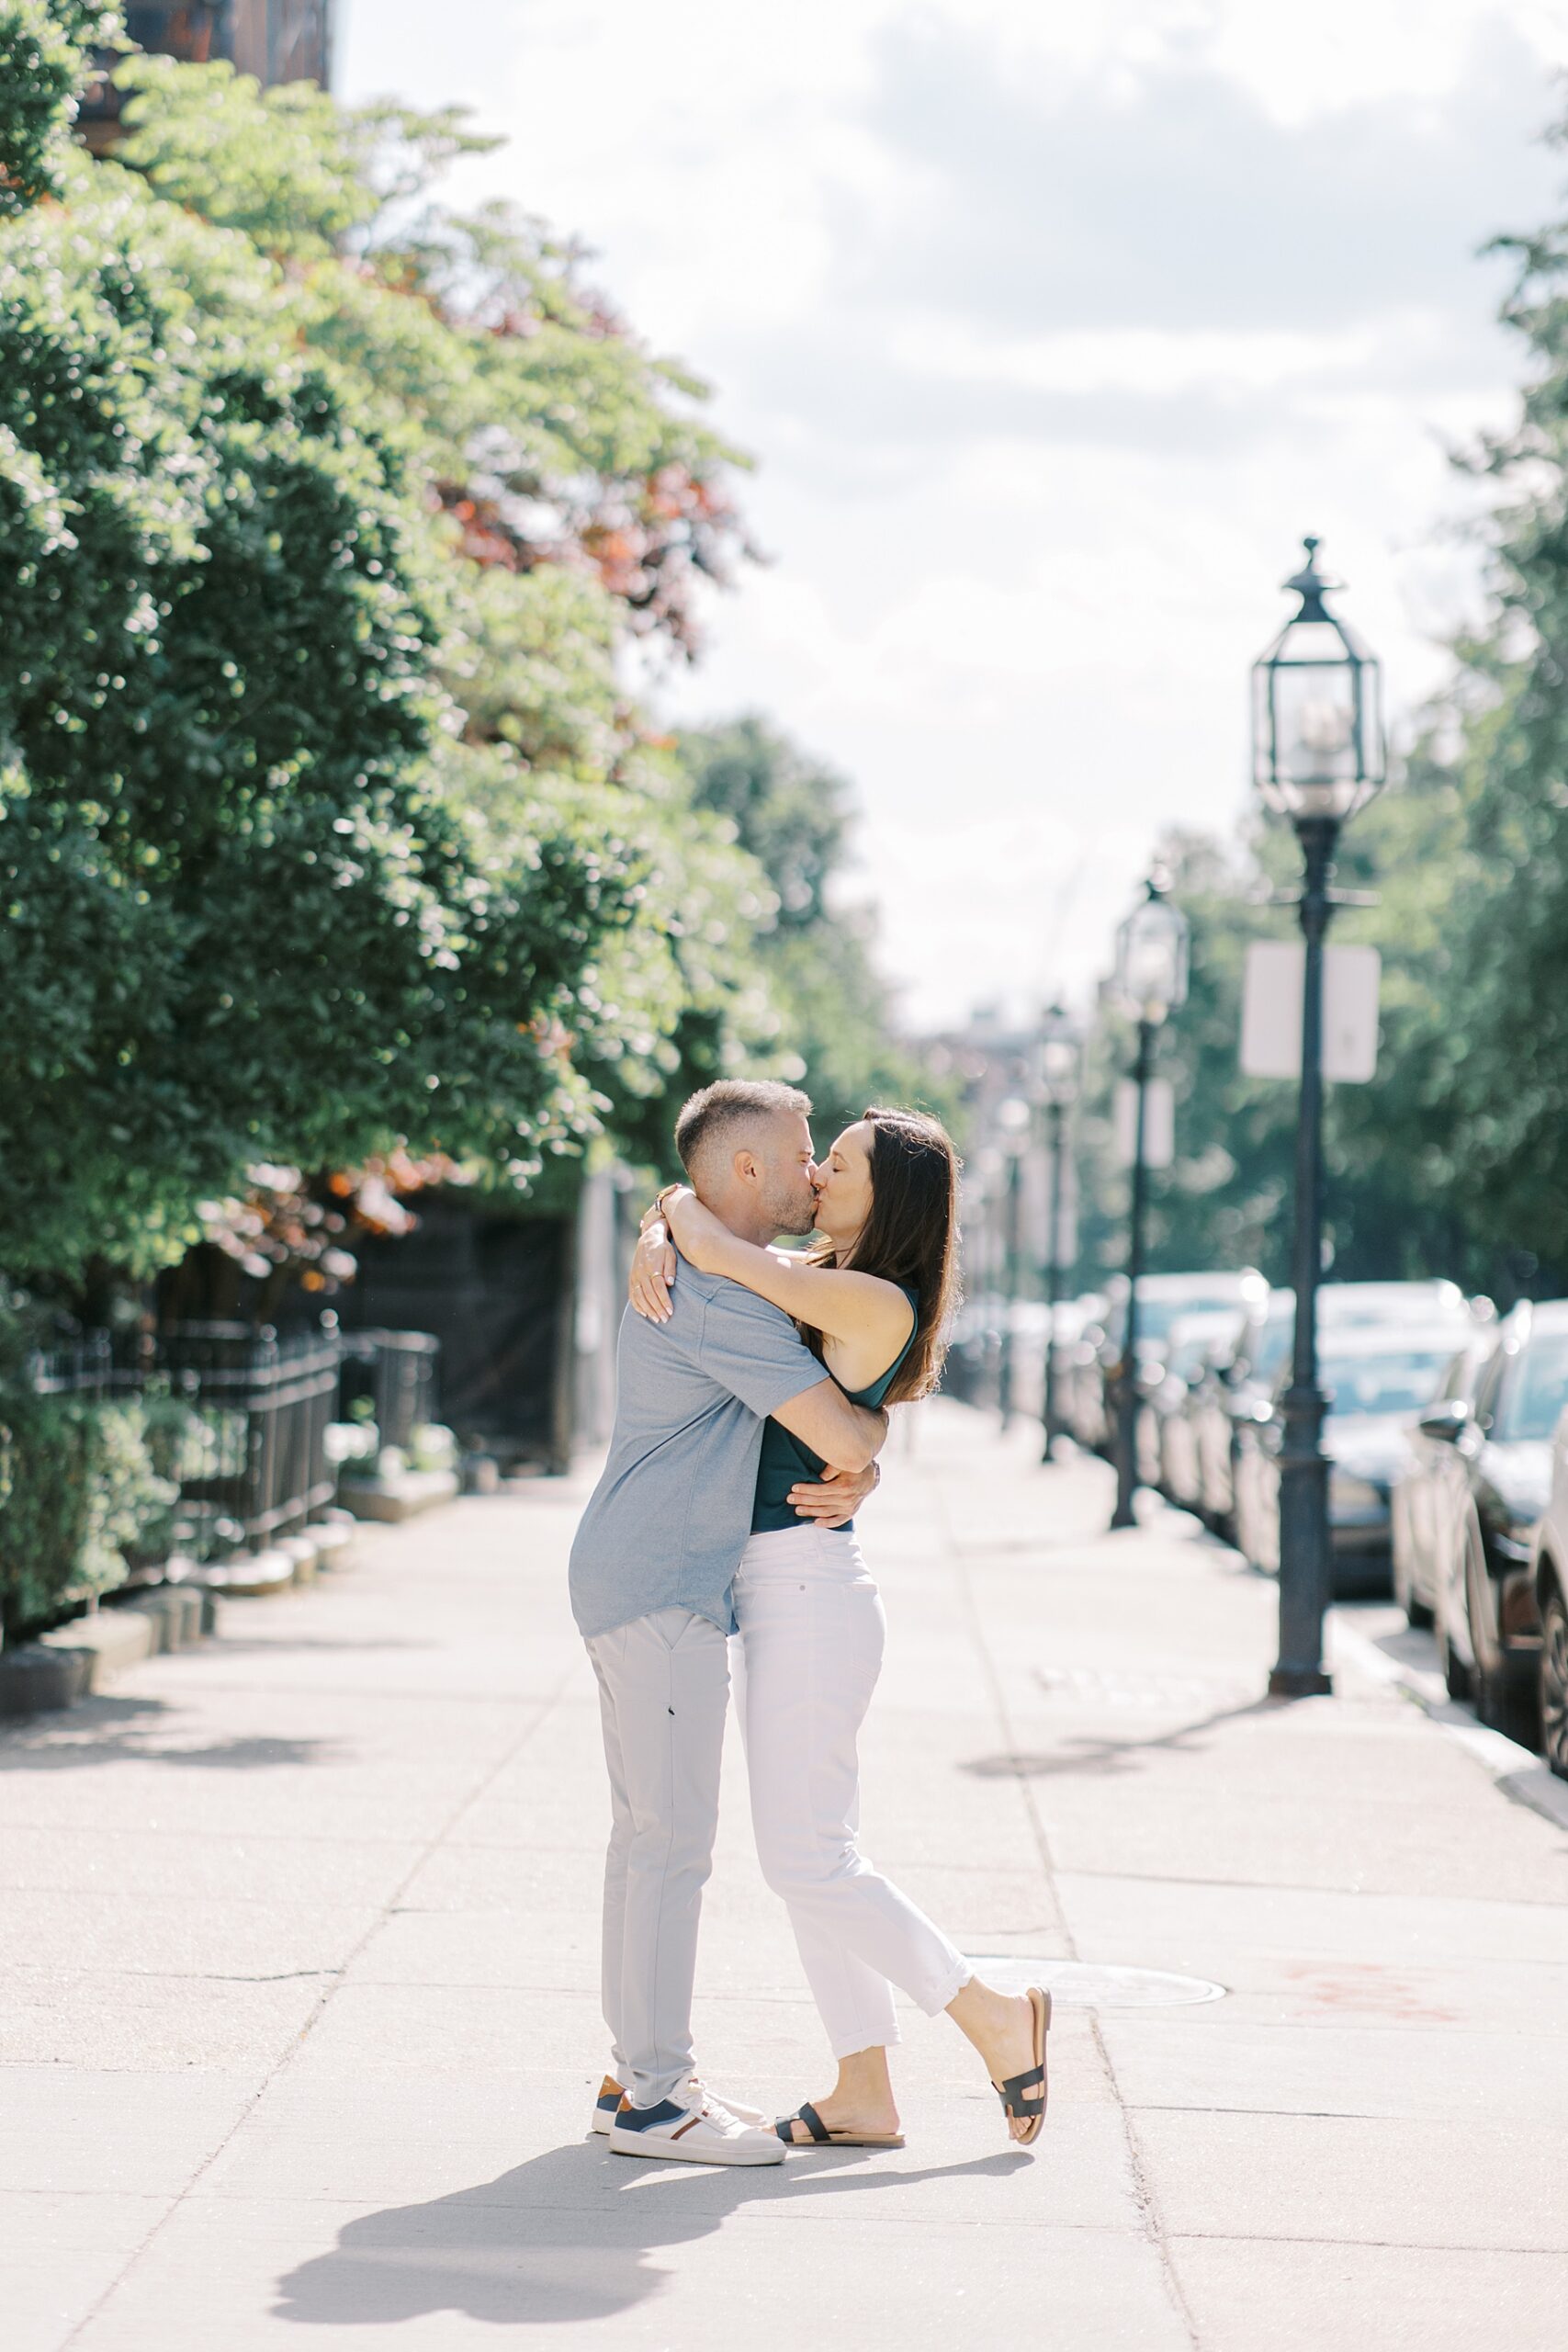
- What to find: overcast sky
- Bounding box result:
[340,1,1568,1030]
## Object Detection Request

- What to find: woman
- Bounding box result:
[628,1106,1048,2150]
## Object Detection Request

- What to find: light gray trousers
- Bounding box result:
[585,1607,729,2110]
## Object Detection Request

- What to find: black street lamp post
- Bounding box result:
[970,1149,1003,1412]
[1110,878,1190,1532]
[1251,537,1385,1697]
[995,1095,1030,1430]
[1036,1008,1080,1463]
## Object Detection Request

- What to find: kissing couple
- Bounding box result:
[567,1079,1049,2165]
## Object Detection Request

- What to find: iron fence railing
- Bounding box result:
[337,1328,439,1454]
[10,1317,441,1572]
[22,1331,117,1399]
[159,1322,342,1560]
[16,1320,340,1566]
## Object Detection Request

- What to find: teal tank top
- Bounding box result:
[750,1286,919,1534]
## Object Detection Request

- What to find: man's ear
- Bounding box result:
[731,1147,760,1188]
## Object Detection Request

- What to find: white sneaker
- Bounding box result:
[592,2072,767,2135]
[690,2075,768,2129]
[607,2094,784,2166]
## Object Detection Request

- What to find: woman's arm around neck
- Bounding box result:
[663,1188,913,1359]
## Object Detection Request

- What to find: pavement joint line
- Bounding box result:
[0,1828,455,1849]
[1164,2232,1568,2256]
[1329,1611,1568,1835]
[1037,1861,1568,1903]
[54,1666,578,2351]
[1122,2102,1521,2120]
[928,1448,1205,2352]
[3,1966,344,1984]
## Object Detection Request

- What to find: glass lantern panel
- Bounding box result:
[1274,660,1358,783]
[1118,902,1189,1012]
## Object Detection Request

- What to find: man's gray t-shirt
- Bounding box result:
[569,1263,826,1640]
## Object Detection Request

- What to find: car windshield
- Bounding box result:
[1135,1291,1242,1346]
[1495,1332,1568,1442]
[1322,1351,1452,1418]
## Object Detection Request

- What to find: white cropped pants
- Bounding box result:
[732,1523,971,2058]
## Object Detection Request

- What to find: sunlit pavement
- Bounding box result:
[5,1399,1567,2352]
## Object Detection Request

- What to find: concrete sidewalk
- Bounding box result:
[4,1401,1566,2350]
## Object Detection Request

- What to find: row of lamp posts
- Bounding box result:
[985,539,1385,1702]
[987,1007,1081,1450]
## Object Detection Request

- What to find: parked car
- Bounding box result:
[1318,1280,1472,1331]
[1426,1301,1568,1734]
[1191,1288,1296,1539]
[1042,1294,1103,1442]
[1529,1402,1568,1779]
[1233,1324,1471,1595]
[1154,1310,1253,1512]
[1391,1329,1495,1629]
[1061,1299,1116,1453]
[1229,1283,1478,1563]
[1078,1270,1267,1464]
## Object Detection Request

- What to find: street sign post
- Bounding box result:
[1240,941,1380,1083]
[1114,1076,1174,1168]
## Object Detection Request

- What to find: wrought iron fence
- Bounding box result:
[159,1322,342,1561]
[17,1320,342,1566]
[22,1330,116,1399]
[11,1316,443,1575]
[337,1328,440,1454]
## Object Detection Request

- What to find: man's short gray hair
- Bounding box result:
[674,1079,813,1180]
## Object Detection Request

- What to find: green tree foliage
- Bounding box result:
[115,58,752,659]
[1399,193,1568,1284]
[677,716,953,1155]
[0,26,924,1309]
[0,152,640,1283]
[113,53,786,1198]
[0,1,116,214]
[0,28,776,1293]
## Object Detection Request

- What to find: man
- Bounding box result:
[569,1080,888,2166]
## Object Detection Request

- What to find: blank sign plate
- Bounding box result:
[966,1956,1225,2008]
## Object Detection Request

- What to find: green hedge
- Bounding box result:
[0,1391,178,1643]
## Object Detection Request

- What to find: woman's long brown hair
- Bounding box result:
[805,1106,963,1404]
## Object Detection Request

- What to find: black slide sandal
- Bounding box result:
[775,2100,906,2149]
[992,1986,1051,2144]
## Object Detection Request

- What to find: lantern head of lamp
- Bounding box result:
[996,1093,1032,1155]
[1036,1003,1081,1106]
[1252,537,1386,823]
[1114,873,1190,1024]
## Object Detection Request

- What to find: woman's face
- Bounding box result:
[813,1120,875,1248]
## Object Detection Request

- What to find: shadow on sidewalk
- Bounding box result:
[0,1693,340,1771]
[272,2140,1029,2328]
[964,1695,1276,1781]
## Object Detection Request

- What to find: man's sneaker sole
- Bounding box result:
[607,2117,784,2166]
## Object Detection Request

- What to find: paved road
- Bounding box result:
[5,1402,1567,2349]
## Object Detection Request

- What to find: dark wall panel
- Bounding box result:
[340,1201,570,1467]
